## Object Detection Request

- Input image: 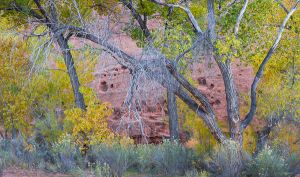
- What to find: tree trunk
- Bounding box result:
[167,88,179,140]
[215,59,243,144]
[207,0,243,145]
[57,35,86,110]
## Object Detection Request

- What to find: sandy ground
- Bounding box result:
[3,167,300,177]
[3,167,71,177]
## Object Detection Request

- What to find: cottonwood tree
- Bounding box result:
[0,0,88,110]
[115,0,300,145]
[1,0,300,158]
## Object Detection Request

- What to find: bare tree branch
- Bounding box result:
[148,0,203,34]
[234,0,249,36]
[33,0,51,23]
[275,0,289,14]
[120,0,151,39]
[175,35,204,63]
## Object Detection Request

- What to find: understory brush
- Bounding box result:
[88,139,195,177]
[244,144,299,177]
[0,137,197,177]
[211,140,250,177]
[0,135,299,177]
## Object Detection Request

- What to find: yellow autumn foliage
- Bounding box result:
[0,35,33,136]
[64,101,113,150]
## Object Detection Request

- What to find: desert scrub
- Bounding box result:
[184,169,210,177]
[88,137,137,177]
[152,140,194,176]
[92,163,113,177]
[136,143,156,173]
[52,134,83,172]
[244,146,291,177]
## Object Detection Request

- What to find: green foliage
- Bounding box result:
[154,22,194,59]
[0,0,94,26]
[92,0,119,15]
[129,27,147,47]
[215,34,242,61]
[135,0,158,16]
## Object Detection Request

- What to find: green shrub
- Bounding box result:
[136,144,156,173]
[88,142,137,177]
[52,134,83,172]
[0,137,199,176]
[286,153,300,175]
[93,163,113,177]
[244,146,291,177]
[70,167,86,177]
[152,140,194,176]
[0,137,29,168]
[0,147,11,177]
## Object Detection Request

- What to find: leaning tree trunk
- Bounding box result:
[57,35,86,110]
[167,88,179,140]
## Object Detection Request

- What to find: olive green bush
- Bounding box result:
[244,146,292,177]
[88,142,137,177]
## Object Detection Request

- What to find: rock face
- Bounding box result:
[191,59,253,120]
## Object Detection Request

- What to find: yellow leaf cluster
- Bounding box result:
[0,35,32,136]
[64,102,113,150]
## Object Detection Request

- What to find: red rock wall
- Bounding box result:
[92,43,253,143]
[191,60,253,120]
